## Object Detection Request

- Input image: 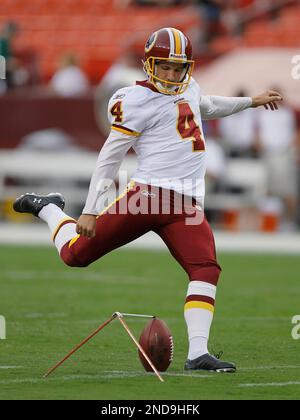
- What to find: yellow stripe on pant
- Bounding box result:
[97,180,136,218]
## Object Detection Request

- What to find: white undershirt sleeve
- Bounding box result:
[200,95,253,120]
[82,130,137,215]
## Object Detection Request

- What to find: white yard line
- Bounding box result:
[239,381,300,388]
[0,371,214,385]
[2,269,143,284]
[22,313,67,319]
[1,367,300,386]
[239,365,300,371]
[0,366,23,369]
[1,365,298,372]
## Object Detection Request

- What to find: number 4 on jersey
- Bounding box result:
[177,102,205,152]
[110,101,123,123]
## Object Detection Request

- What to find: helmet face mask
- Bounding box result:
[143,28,195,95]
[143,56,194,95]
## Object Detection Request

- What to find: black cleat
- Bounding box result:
[13,192,65,217]
[184,353,236,373]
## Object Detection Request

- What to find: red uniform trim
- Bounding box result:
[136,80,160,93]
[185,294,215,306]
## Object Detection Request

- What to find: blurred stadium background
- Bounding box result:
[0,0,300,251]
[1,0,300,401]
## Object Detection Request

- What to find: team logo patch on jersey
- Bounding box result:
[141,190,156,198]
[174,98,186,104]
[113,94,126,100]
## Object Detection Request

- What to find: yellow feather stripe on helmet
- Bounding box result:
[171,28,182,55]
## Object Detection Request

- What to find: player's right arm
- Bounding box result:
[76,131,137,238]
[77,87,145,238]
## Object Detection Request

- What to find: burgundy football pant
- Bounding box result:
[60,182,221,285]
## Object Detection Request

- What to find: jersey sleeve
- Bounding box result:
[192,78,252,120]
[108,87,147,138]
[200,95,252,120]
[190,77,202,105]
[82,129,137,215]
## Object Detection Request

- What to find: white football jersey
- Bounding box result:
[108,77,207,204]
[83,78,251,215]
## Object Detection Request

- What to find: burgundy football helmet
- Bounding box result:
[143,27,194,95]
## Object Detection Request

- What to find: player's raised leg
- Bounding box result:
[13,185,155,268]
[13,192,78,256]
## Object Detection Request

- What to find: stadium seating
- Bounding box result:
[208,3,300,54]
[0,0,200,82]
[1,1,299,81]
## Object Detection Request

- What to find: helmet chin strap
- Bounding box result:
[155,81,178,93]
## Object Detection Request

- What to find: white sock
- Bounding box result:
[38,203,77,253]
[188,336,209,359]
[184,280,216,360]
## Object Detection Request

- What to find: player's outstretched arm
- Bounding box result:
[251,90,283,110]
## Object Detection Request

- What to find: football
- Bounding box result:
[138,317,174,372]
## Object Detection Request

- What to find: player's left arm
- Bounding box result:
[200,90,283,120]
[251,90,283,110]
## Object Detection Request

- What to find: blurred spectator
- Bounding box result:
[203,135,226,223]
[18,128,84,153]
[218,89,257,158]
[94,50,144,136]
[191,0,225,48]
[50,53,90,97]
[0,22,18,89]
[256,91,298,229]
[205,136,227,193]
[191,0,284,44]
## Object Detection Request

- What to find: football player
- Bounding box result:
[14,27,283,373]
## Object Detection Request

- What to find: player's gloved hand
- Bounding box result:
[76,214,97,239]
[251,90,283,110]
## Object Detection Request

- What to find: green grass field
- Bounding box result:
[0,245,299,400]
